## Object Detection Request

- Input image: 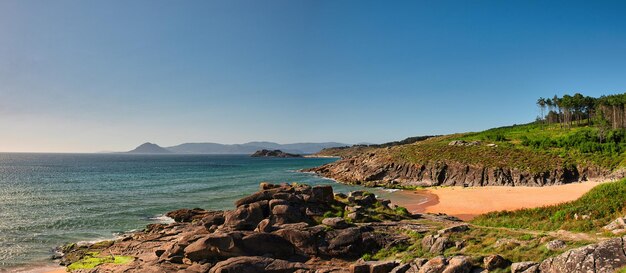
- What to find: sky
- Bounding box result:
[1,0,626,152]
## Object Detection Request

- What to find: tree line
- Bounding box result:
[536,93,626,129]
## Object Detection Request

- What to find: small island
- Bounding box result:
[250,149,303,158]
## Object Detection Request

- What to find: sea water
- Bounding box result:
[0,153,424,271]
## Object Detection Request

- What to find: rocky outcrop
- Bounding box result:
[251,149,303,158]
[538,236,626,273]
[304,152,612,188]
[58,183,419,273]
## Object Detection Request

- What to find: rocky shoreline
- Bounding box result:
[52,183,626,273]
[303,152,622,188]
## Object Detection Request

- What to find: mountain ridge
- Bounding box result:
[126,141,348,155]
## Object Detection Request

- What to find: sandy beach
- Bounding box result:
[395,181,606,221]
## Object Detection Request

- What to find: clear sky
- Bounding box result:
[1,0,626,152]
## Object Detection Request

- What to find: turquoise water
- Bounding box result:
[0,153,378,270]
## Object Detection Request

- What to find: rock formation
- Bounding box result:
[304,152,612,188]
[251,149,303,158]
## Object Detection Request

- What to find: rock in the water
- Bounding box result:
[483,254,510,271]
[251,149,302,158]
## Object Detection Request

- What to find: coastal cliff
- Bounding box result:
[306,150,612,188]
[305,123,626,188]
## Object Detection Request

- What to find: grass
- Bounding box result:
[472,178,626,232]
[394,122,626,171]
[67,252,134,271]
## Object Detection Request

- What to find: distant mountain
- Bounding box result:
[127,142,172,154]
[125,141,349,154]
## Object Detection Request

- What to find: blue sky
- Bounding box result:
[1,0,626,152]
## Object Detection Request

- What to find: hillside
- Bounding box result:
[306,122,626,188]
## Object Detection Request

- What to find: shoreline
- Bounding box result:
[393,180,607,221]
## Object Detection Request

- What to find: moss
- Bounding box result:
[67,252,134,271]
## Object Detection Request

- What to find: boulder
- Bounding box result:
[166,208,208,223]
[368,261,400,273]
[539,236,626,273]
[183,233,243,261]
[200,211,225,228]
[272,204,305,224]
[437,224,469,235]
[208,256,305,273]
[511,262,539,273]
[350,263,370,273]
[442,256,472,273]
[223,201,267,230]
[422,235,453,254]
[240,233,296,259]
[311,185,334,203]
[322,217,350,229]
[390,263,411,273]
[545,240,566,251]
[419,256,447,273]
[483,254,510,271]
[274,227,321,256]
[603,216,626,234]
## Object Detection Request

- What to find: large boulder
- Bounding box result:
[183,233,244,261]
[483,254,510,271]
[240,233,296,259]
[223,201,267,230]
[166,208,209,223]
[418,256,447,273]
[208,256,306,273]
[442,256,472,273]
[539,236,626,273]
[511,262,539,273]
[311,185,334,203]
[603,216,626,234]
[422,235,453,254]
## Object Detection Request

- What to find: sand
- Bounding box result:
[395,181,606,221]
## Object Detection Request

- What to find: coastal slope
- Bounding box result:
[306,123,625,188]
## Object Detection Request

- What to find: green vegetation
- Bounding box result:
[67,252,134,271]
[472,179,626,232]
[365,220,591,265]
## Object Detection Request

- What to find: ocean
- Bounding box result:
[0,153,414,271]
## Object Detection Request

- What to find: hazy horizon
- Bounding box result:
[2,0,626,152]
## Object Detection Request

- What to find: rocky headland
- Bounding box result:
[251,149,303,158]
[54,183,626,273]
[304,135,625,188]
